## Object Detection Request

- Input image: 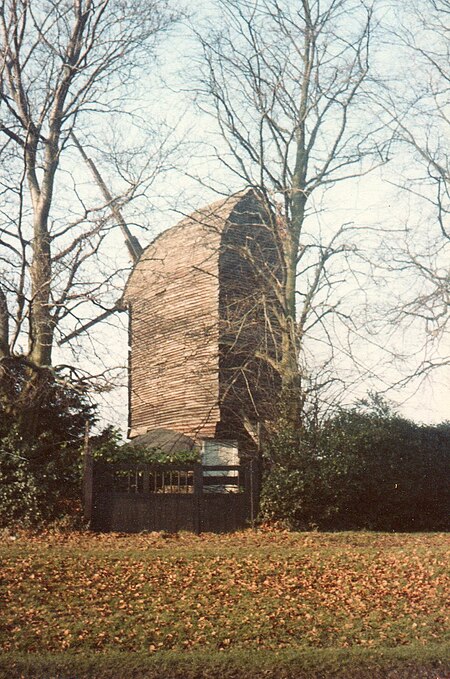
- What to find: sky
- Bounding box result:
[51,0,449,432]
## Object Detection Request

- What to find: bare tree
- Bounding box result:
[384,0,449,372]
[0,0,178,425]
[194,0,384,421]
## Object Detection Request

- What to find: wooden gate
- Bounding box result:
[84,461,257,533]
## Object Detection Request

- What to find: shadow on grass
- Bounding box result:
[1,644,449,679]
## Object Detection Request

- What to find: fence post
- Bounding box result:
[249,459,256,530]
[193,463,203,535]
[83,421,94,525]
[143,465,150,493]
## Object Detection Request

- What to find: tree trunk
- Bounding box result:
[30,209,53,367]
[0,286,9,359]
[278,188,307,424]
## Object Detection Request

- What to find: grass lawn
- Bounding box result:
[0,529,448,678]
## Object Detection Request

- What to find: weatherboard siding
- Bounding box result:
[127,238,221,439]
[124,190,279,445]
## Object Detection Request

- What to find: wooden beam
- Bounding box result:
[70,132,143,263]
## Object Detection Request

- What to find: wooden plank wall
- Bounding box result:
[90,462,254,533]
[217,192,282,450]
[124,194,248,440]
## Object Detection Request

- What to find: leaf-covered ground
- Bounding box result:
[0,530,448,677]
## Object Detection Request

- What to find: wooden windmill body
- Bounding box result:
[124,190,280,457]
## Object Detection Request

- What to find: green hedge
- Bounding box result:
[260,398,450,531]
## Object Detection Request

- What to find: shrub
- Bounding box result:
[0,364,97,528]
[0,434,44,527]
[91,427,200,465]
[260,396,450,531]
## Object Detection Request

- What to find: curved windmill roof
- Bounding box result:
[124,189,259,303]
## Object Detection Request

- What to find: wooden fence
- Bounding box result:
[84,459,258,534]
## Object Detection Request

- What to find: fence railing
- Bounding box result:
[91,462,244,493]
[84,458,257,534]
